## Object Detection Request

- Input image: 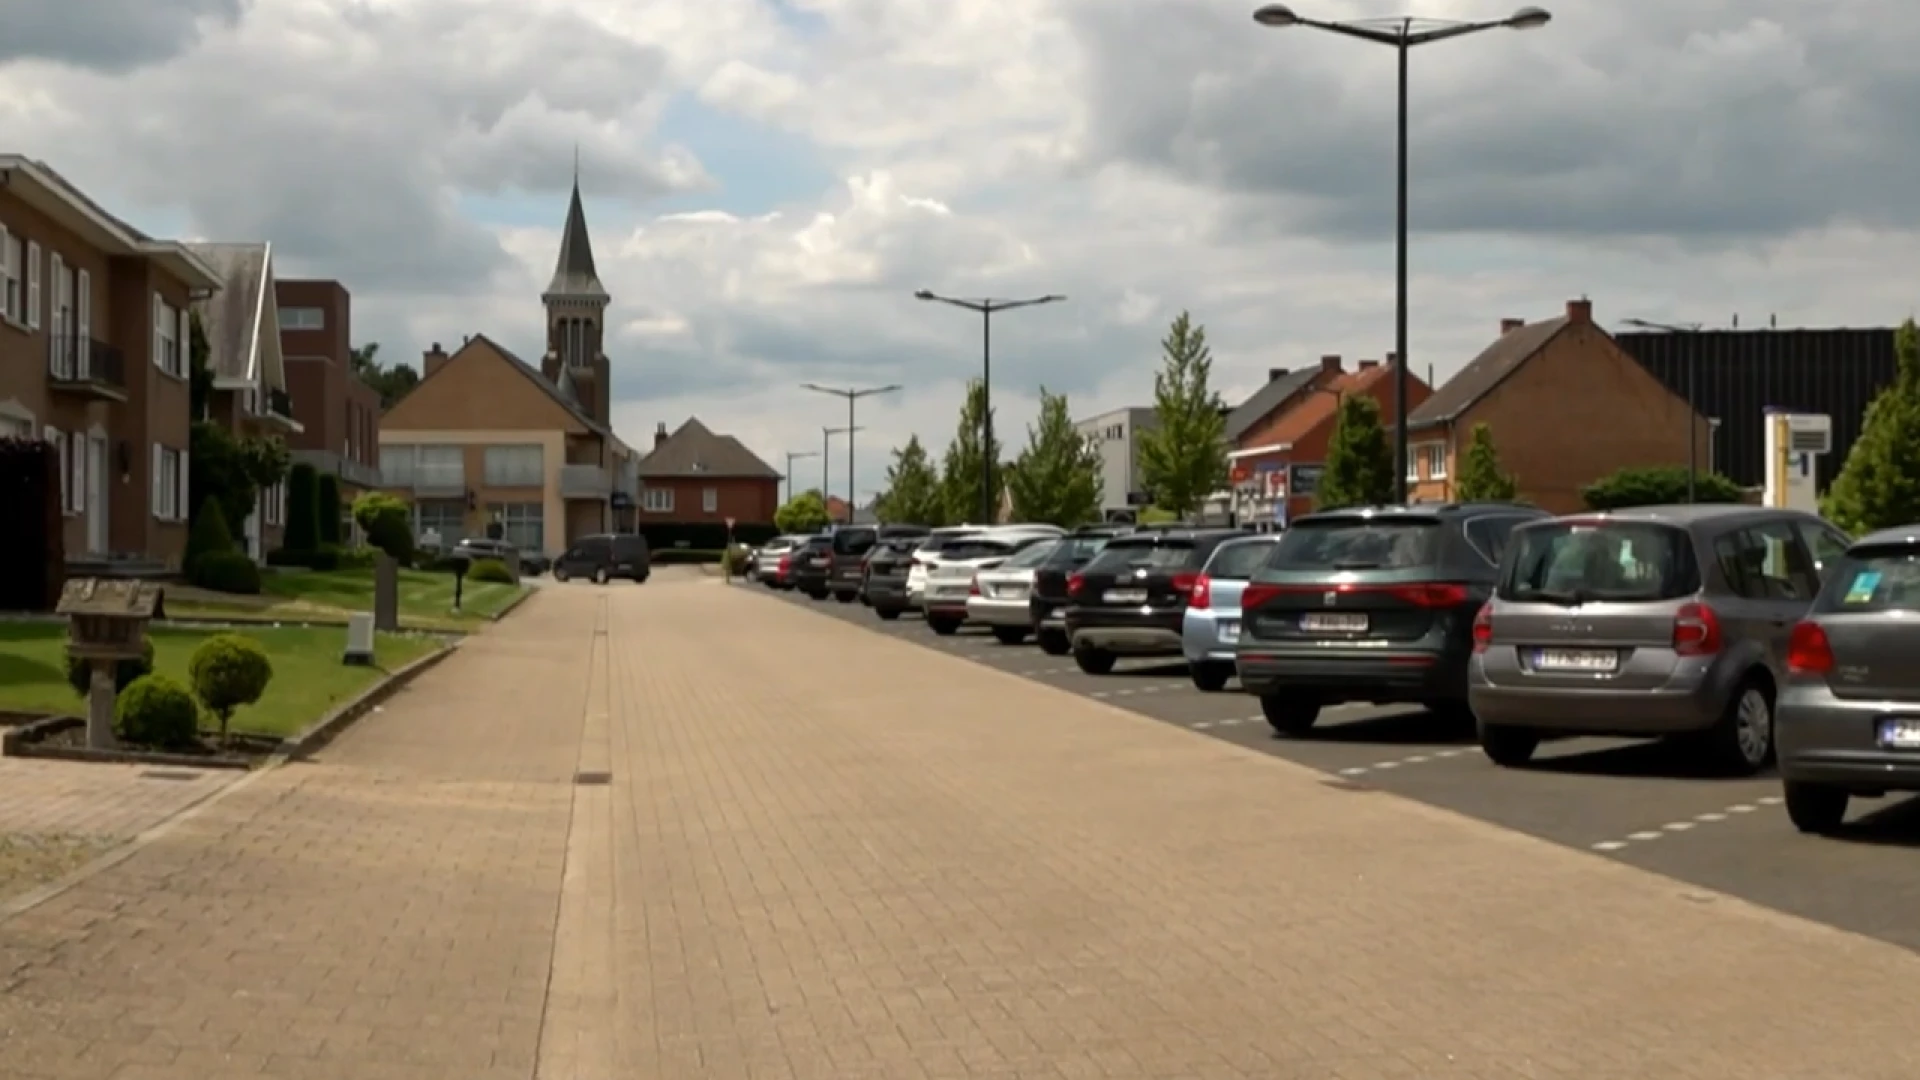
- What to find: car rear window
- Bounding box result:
[832,528,877,555]
[917,531,980,554]
[1050,535,1114,563]
[1084,540,1197,573]
[1206,540,1275,580]
[1272,519,1440,570]
[940,540,1013,561]
[999,540,1059,569]
[1813,546,1920,613]
[1500,521,1700,602]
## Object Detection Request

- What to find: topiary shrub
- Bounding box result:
[184,496,235,576]
[316,473,343,547]
[283,462,319,554]
[188,633,274,746]
[466,557,515,583]
[114,674,201,750]
[189,550,263,595]
[352,492,414,564]
[66,638,156,699]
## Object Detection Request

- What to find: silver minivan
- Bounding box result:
[1469,505,1850,774]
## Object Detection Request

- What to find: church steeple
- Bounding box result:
[541,163,612,426]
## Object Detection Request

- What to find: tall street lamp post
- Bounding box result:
[1623,317,1706,503]
[804,383,902,524]
[913,290,1066,522]
[1252,3,1550,502]
[782,450,819,505]
[824,425,862,516]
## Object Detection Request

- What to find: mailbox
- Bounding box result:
[57,578,162,661]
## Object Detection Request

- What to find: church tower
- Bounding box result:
[540,173,612,427]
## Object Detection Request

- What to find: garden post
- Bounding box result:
[373,552,400,632]
[86,662,117,750]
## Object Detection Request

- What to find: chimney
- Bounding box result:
[1267,366,1289,382]
[654,421,669,449]
[1357,359,1379,370]
[423,341,449,377]
[1385,351,1398,368]
[1566,298,1592,324]
[1319,354,1341,374]
[1499,318,1524,335]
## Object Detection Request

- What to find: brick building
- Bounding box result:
[276,279,383,530]
[1228,357,1431,524]
[637,419,780,527]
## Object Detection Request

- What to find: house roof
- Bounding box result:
[1263,364,1395,448]
[544,180,608,299]
[1225,367,1325,442]
[187,242,283,389]
[639,418,780,479]
[388,332,613,438]
[1407,316,1570,430]
[0,156,222,291]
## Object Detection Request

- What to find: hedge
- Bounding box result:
[0,438,64,611]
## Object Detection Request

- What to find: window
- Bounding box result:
[261,480,287,526]
[1502,521,1699,602]
[487,502,544,552]
[1815,544,1920,613]
[1714,521,1819,601]
[0,227,18,322]
[1420,444,1447,479]
[417,445,462,486]
[1792,521,1851,583]
[380,444,415,484]
[483,444,543,486]
[279,307,325,330]
[46,429,68,512]
[1463,515,1529,565]
[1205,538,1277,580]
[643,487,674,513]
[414,499,466,545]
[151,445,187,521]
[1084,540,1198,573]
[702,487,718,513]
[153,295,183,376]
[1273,518,1441,570]
[24,240,39,328]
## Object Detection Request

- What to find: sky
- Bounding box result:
[5,0,1917,506]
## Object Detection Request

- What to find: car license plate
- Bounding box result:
[998,584,1028,600]
[1301,613,1367,633]
[1218,620,1239,643]
[1532,649,1619,672]
[1876,717,1920,749]
[1105,589,1147,604]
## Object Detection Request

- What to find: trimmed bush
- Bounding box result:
[189,634,274,745]
[352,492,414,564]
[66,638,156,699]
[189,550,263,595]
[316,473,343,546]
[466,557,515,583]
[0,436,63,612]
[284,462,319,554]
[114,674,201,749]
[184,496,236,576]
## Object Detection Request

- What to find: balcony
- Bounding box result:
[290,448,383,490]
[558,463,612,499]
[254,386,303,433]
[48,334,128,402]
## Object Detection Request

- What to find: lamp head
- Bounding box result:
[1252,3,1299,26]
[913,289,936,301]
[1507,6,1550,29]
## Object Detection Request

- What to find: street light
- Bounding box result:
[913,289,1067,521]
[823,425,862,516]
[1623,317,1705,503]
[1252,4,1549,502]
[782,450,819,505]
[803,383,902,524]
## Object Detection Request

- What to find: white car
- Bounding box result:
[905,527,984,609]
[966,538,1063,644]
[918,527,1064,635]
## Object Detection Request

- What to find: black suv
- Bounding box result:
[1063,528,1247,674]
[552,533,651,584]
[1235,503,1546,735]
[789,534,835,598]
[858,527,934,616]
[1028,526,1136,655]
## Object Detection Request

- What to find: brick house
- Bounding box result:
[188,243,304,559]
[637,419,780,527]
[0,155,223,572]
[1406,299,1710,513]
[1227,358,1432,524]
[276,279,383,536]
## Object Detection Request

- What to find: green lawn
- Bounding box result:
[165,567,526,633]
[0,622,439,739]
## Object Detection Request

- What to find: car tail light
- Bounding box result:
[1471,601,1493,653]
[1235,581,1468,611]
[969,574,982,597]
[1186,573,1211,609]
[1672,602,1722,656]
[1067,572,1085,598]
[1240,582,1280,612]
[1786,620,1834,674]
[777,554,791,574]
[1389,583,1470,607]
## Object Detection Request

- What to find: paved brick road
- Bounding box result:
[3,577,1919,1078]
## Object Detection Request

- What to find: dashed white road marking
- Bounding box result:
[1590,794,1784,852]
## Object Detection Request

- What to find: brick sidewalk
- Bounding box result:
[2,578,1919,1078]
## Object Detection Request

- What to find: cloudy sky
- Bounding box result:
[6,0,1915,503]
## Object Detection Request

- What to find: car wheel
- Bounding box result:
[1261,696,1319,737]
[875,607,902,621]
[991,626,1028,645]
[1072,646,1116,675]
[1705,679,1775,775]
[1189,662,1231,693]
[553,566,570,583]
[1036,628,1071,656]
[634,573,649,584]
[928,615,962,636]
[591,567,610,585]
[1426,700,1477,731]
[1782,781,1849,834]
[834,591,857,604]
[806,589,828,600]
[1477,721,1540,767]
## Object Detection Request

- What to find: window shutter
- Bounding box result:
[152,294,164,368]
[71,439,86,514]
[151,444,162,518]
[179,449,190,522]
[45,429,64,510]
[178,307,190,375]
[76,269,91,346]
[25,242,39,329]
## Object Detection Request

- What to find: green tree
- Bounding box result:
[1452,423,1519,502]
[1316,395,1396,510]
[938,379,1003,524]
[1008,388,1103,526]
[775,489,832,534]
[188,422,286,541]
[1581,465,1744,510]
[184,496,236,575]
[1824,319,1920,534]
[283,462,320,553]
[352,492,415,563]
[1136,312,1228,517]
[874,436,944,525]
[188,311,214,420]
[349,342,420,409]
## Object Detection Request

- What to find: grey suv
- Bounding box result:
[1469,505,1850,774]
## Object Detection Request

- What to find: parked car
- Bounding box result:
[551,533,651,584]
[1181,534,1281,691]
[1028,526,1137,655]
[965,538,1062,643]
[834,525,925,604]
[453,536,544,577]
[1774,524,1920,833]
[1064,528,1247,674]
[747,536,805,583]
[921,533,1056,635]
[1468,505,1849,774]
[905,527,986,609]
[865,534,931,619]
[1237,503,1547,736]
[788,534,835,598]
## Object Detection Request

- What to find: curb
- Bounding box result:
[268,643,458,764]
[489,585,536,621]
[3,716,255,770]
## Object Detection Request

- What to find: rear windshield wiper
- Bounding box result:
[1332,560,1384,570]
[1528,588,1588,607]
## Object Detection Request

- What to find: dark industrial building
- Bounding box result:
[1614,327,1899,491]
